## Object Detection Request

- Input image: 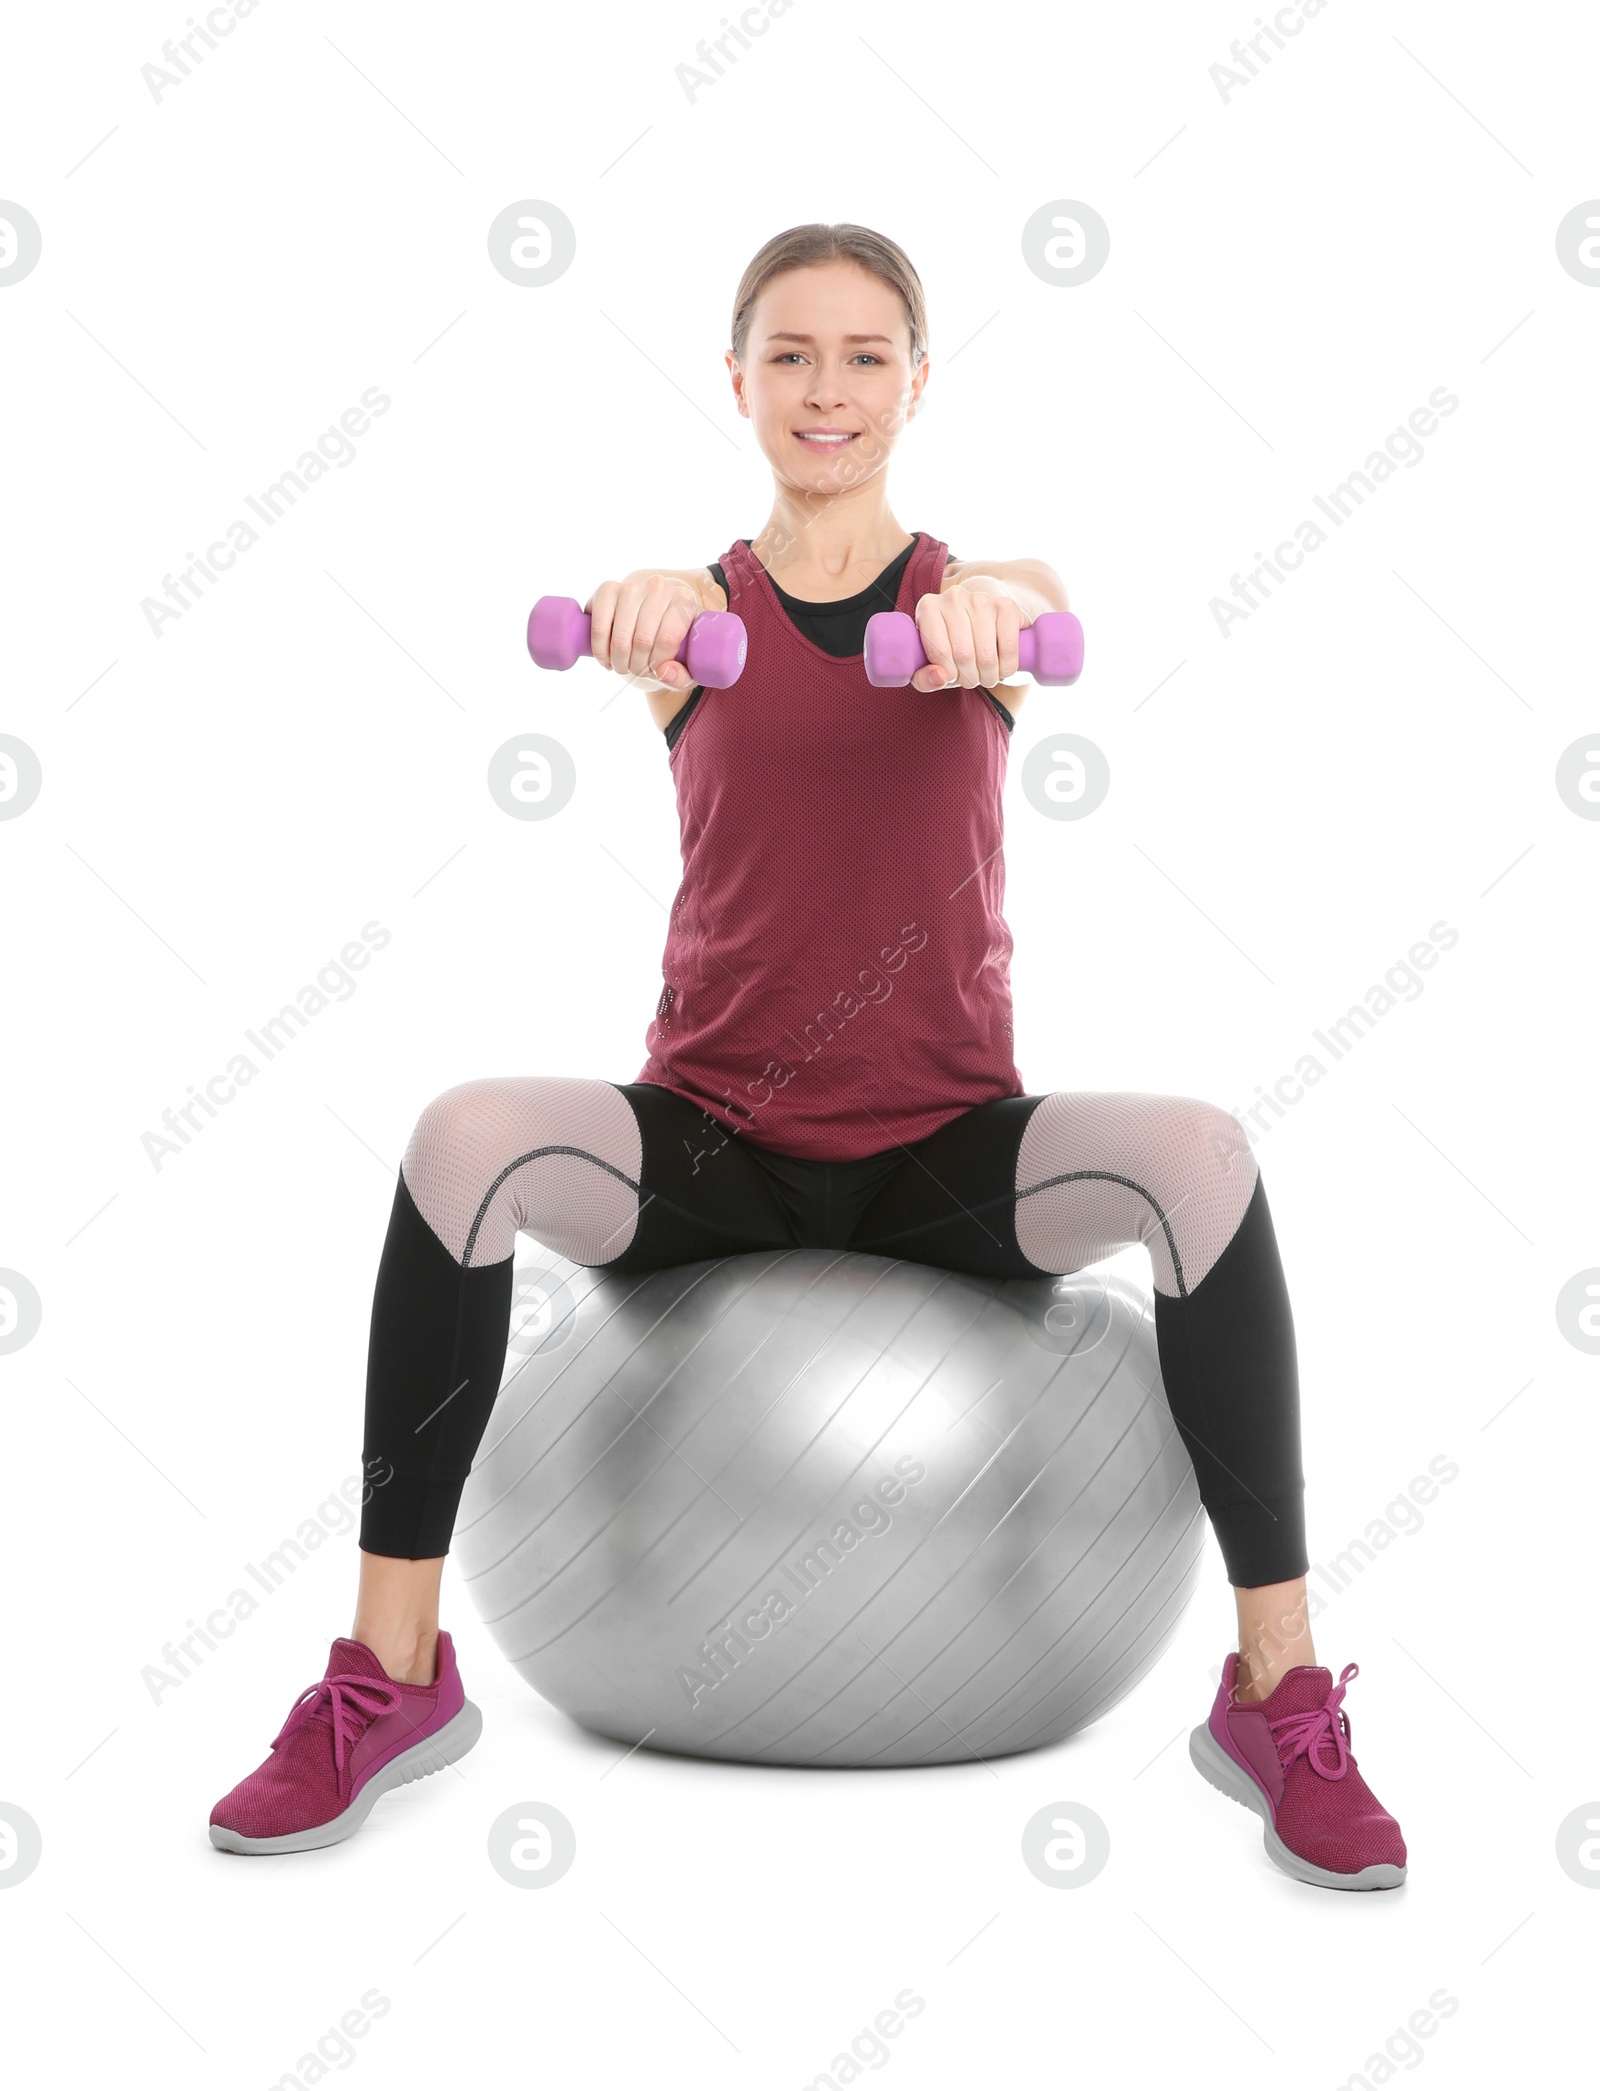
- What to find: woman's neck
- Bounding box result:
[749,485,913,598]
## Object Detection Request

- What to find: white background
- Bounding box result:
[3,0,1596,2082]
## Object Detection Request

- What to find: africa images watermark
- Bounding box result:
[656,920,933,1166]
[140,385,390,638]
[1214,1451,1461,1691]
[141,0,267,103]
[141,1461,391,1705]
[802,1990,926,2090]
[141,919,392,1170]
[1215,918,1460,1156]
[269,1989,392,2091]
[675,0,797,102]
[1210,0,1334,103]
[1306,1454,1460,1606]
[1209,386,1459,637]
[1334,1987,1460,2089]
[676,1455,928,1709]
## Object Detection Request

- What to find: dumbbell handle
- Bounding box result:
[527,595,748,690]
[864,608,1084,688]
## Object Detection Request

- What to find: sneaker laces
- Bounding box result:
[1267,1661,1359,1780]
[272,1671,404,1780]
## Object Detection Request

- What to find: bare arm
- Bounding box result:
[942,556,1070,635]
[620,566,726,613]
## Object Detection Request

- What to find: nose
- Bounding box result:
[804,380,848,408]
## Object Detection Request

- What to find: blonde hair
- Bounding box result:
[730,223,928,368]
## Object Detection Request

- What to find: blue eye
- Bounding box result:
[773,352,884,365]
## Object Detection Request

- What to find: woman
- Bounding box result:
[210,223,1405,1889]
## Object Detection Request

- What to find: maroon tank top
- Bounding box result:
[635,529,1023,1160]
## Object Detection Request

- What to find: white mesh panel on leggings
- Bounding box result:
[1013,1091,1258,1297]
[400,1076,644,1269]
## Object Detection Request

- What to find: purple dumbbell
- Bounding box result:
[527,595,748,689]
[864,608,1084,688]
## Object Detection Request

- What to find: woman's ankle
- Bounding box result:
[1234,1642,1314,1703]
[351,1621,440,1686]
[352,1550,446,1684]
[1231,1575,1315,1702]
[1234,1649,1271,1702]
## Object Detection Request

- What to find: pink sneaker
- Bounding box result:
[1189,1653,1406,1890]
[209,1632,481,1854]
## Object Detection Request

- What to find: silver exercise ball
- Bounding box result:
[455,1248,1204,1767]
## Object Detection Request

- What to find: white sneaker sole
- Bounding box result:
[1188,1721,1406,1891]
[210,1700,483,1855]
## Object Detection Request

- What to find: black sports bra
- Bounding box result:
[662,538,1016,749]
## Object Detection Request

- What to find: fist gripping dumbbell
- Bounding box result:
[863,608,1084,688]
[526,596,749,689]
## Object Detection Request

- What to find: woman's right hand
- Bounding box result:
[585,573,703,689]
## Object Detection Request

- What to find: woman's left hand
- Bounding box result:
[910,586,1023,694]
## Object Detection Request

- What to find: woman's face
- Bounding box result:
[729,259,927,498]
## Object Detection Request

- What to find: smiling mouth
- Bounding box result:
[794,431,858,447]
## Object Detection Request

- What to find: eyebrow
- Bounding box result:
[763,332,896,345]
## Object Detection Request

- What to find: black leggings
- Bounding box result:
[358,1080,1307,1586]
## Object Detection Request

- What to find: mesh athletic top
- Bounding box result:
[662,537,1016,748]
[636,529,1024,1159]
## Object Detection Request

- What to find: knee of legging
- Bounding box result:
[400,1080,516,1264]
[1156,1100,1260,1294]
